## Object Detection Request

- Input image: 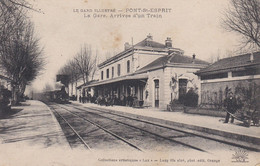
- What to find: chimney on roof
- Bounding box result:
[250,52,254,62]
[146,33,153,41]
[192,54,196,59]
[145,33,153,46]
[165,37,172,48]
[124,42,131,50]
[192,54,196,64]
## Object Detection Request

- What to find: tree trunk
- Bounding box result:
[75,81,77,97]
[18,82,26,102]
[11,84,18,105]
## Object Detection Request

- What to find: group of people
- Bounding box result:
[79,94,96,103]
[77,90,243,124]
[96,94,139,107]
[79,93,139,107]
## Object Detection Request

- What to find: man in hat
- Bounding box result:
[224,91,238,123]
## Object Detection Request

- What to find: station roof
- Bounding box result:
[136,53,209,74]
[134,38,166,49]
[195,51,260,75]
[98,35,175,68]
[83,73,148,88]
[77,80,98,89]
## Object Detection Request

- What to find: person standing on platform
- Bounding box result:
[224,91,238,123]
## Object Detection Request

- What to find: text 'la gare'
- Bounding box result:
[84,13,163,19]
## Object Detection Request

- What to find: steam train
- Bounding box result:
[43,86,69,104]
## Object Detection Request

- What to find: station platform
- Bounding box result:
[0,100,69,148]
[73,101,260,151]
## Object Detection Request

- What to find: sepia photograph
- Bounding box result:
[0,0,259,165]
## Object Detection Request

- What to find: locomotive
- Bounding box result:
[44,86,69,104]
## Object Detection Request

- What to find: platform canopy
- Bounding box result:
[83,73,148,88]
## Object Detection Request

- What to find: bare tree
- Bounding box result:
[58,45,98,98]
[0,1,26,52]
[68,60,81,83]
[58,59,81,90]
[0,2,44,104]
[0,0,42,14]
[222,0,260,49]
[0,0,43,53]
[90,49,99,81]
[74,45,97,84]
[0,0,39,39]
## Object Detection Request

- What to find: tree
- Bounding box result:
[74,45,97,84]
[0,1,44,104]
[58,59,81,96]
[0,1,25,52]
[222,0,260,49]
[58,45,98,98]
[0,21,44,104]
[0,0,41,14]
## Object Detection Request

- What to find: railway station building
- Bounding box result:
[195,51,260,108]
[83,34,209,109]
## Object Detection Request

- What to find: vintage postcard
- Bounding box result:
[0,0,259,166]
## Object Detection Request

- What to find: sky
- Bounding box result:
[26,0,241,92]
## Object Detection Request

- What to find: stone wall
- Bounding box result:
[200,78,260,109]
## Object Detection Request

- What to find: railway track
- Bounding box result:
[59,104,209,152]
[49,102,257,152]
[49,104,144,151]
[50,103,209,152]
[66,103,260,152]
[52,108,92,150]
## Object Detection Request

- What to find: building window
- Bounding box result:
[127,60,130,73]
[232,69,259,77]
[101,71,103,80]
[201,72,228,80]
[106,68,109,78]
[112,67,114,78]
[117,64,121,76]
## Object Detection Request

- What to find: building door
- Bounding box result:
[179,79,187,104]
[139,85,143,101]
[154,79,159,107]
